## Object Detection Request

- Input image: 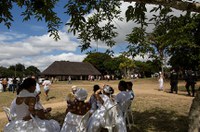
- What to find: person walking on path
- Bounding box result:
[68,76,71,84]
[185,69,197,97]
[170,69,178,94]
[42,78,51,101]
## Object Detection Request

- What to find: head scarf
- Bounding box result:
[103,85,113,94]
[74,88,88,101]
[71,85,77,90]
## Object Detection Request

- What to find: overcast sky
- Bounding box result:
[0,1,182,71]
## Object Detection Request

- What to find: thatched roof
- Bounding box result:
[41,61,101,76]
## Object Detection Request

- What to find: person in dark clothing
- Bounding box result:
[12,77,18,93]
[185,69,197,97]
[170,69,178,94]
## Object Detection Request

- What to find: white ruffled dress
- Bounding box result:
[4,89,60,132]
[87,94,127,132]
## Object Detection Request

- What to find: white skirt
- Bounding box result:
[60,112,84,132]
[87,106,127,132]
[4,117,60,132]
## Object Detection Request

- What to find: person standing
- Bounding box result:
[32,76,41,95]
[42,77,51,101]
[0,82,3,92]
[115,80,132,115]
[158,72,164,91]
[170,69,178,94]
[185,69,197,97]
[126,81,135,100]
[89,85,101,113]
[2,78,8,92]
[68,76,71,84]
[12,77,18,93]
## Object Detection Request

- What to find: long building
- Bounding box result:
[41,61,101,81]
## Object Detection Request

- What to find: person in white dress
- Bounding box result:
[4,77,60,132]
[115,80,132,114]
[42,78,51,100]
[32,76,41,95]
[126,81,135,100]
[158,72,164,91]
[87,85,127,132]
[60,88,91,132]
[0,82,3,92]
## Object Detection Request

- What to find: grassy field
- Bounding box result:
[0,78,199,132]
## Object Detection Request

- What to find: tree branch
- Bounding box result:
[124,0,200,13]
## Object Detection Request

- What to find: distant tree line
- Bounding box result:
[83,52,161,79]
[0,63,40,78]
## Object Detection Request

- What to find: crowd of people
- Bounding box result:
[3,77,135,132]
[0,77,52,100]
[157,68,198,97]
[1,68,199,131]
[0,77,20,93]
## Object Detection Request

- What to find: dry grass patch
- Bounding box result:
[0,78,198,131]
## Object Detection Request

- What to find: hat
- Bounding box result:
[71,85,77,91]
[74,88,88,101]
[103,85,113,94]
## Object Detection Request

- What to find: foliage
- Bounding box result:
[166,13,200,70]
[1,0,200,72]
[119,56,135,76]
[135,60,160,77]
[83,52,112,74]
[0,0,62,40]
[0,64,41,78]
[125,6,174,72]
[65,0,122,51]
[25,66,41,76]
[83,52,136,78]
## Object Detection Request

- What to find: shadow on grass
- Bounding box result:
[129,108,188,132]
[51,108,188,132]
[48,96,56,100]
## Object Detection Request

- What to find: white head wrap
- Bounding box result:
[103,85,113,94]
[72,85,77,90]
[74,88,88,101]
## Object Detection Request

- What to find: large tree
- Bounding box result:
[1,0,200,44]
[1,0,200,71]
[166,12,200,70]
[83,52,112,74]
[125,5,174,72]
[25,66,41,76]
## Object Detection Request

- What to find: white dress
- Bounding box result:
[87,94,127,132]
[158,76,164,90]
[60,112,84,132]
[0,83,3,92]
[4,90,60,132]
[115,91,132,113]
[42,80,51,92]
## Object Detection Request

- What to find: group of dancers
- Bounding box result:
[3,77,134,132]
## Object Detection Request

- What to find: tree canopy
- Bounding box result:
[0,63,40,78]
[1,0,200,71]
